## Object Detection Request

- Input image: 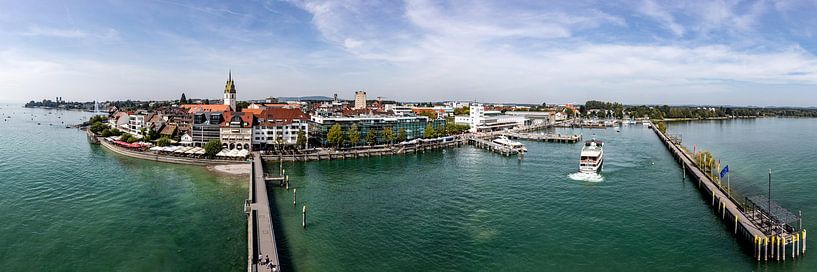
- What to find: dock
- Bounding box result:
[499,132,581,143]
[651,122,806,261]
[467,137,526,157]
[247,153,281,271]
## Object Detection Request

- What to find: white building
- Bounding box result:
[250,108,310,149]
[354,91,367,109]
[127,114,146,135]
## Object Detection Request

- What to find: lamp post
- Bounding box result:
[769,169,772,234]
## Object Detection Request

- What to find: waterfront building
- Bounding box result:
[192,112,223,147]
[127,114,146,135]
[249,108,310,149]
[354,91,367,109]
[223,71,237,111]
[179,132,194,146]
[311,115,442,146]
[503,111,555,125]
[463,103,529,132]
[219,111,253,150]
[109,111,130,131]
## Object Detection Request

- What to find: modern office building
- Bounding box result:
[311,115,443,146]
[191,112,223,147]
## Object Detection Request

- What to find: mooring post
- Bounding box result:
[293,188,297,207]
[803,229,807,254]
[302,205,307,229]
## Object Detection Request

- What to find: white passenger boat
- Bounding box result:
[579,139,604,173]
[492,136,527,152]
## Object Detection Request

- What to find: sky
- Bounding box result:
[2,0,817,106]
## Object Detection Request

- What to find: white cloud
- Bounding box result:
[22,26,89,38]
[638,0,685,37]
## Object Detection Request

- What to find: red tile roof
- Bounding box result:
[180,104,231,114]
[252,108,309,126]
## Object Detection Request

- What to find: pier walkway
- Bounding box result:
[247,153,280,271]
[651,122,806,261]
[499,132,581,143]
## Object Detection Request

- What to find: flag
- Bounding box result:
[720,165,729,179]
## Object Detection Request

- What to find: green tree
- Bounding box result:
[204,139,222,159]
[436,124,446,136]
[397,128,407,142]
[418,110,437,120]
[348,123,361,147]
[235,101,250,111]
[382,127,394,145]
[180,93,187,104]
[296,129,307,149]
[424,123,435,138]
[656,121,667,134]
[365,129,377,146]
[156,136,172,147]
[564,107,575,117]
[327,123,344,148]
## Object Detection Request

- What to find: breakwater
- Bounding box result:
[650,122,806,261]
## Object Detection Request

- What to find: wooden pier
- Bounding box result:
[499,132,581,143]
[651,122,806,261]
[467,137,526,158]
[247,154,281,271]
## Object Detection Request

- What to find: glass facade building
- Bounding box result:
[311,115,446,146]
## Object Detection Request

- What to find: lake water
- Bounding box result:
[1,104,814,271]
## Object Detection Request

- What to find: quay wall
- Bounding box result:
[98,138,239,166]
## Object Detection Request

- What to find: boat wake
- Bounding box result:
[568,172,604,183]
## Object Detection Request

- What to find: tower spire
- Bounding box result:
[229,69,231,82]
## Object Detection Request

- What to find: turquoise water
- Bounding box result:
[0,106,246,271]
[268,121,814,271]
[2,104,814,271]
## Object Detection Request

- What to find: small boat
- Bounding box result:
[579,139,604,173]
[492,136,527,152]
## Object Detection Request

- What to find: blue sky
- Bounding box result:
[2,0,817,106]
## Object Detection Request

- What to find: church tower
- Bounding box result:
[224,70,237,110]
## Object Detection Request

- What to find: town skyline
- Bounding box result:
[3,1,817,106]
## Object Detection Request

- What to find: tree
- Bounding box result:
[656,121,667,134]
[275,135,284,150]
[365,129,377,146]
[418,110,437,120]
[204,139,222,158]
[564,107,575,118]
[382,127,394,145]
[397,128,407,142]
[454,107,470,116]
[424,123,435,138]
[180,93,187,104]
[296,129,307,149]
[236,101,250,111]
[348,123,361,147]
[436,124,446,137]
[327,123,344,148]
[156,136,172,147]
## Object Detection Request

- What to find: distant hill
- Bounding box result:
[277,96,334,102]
